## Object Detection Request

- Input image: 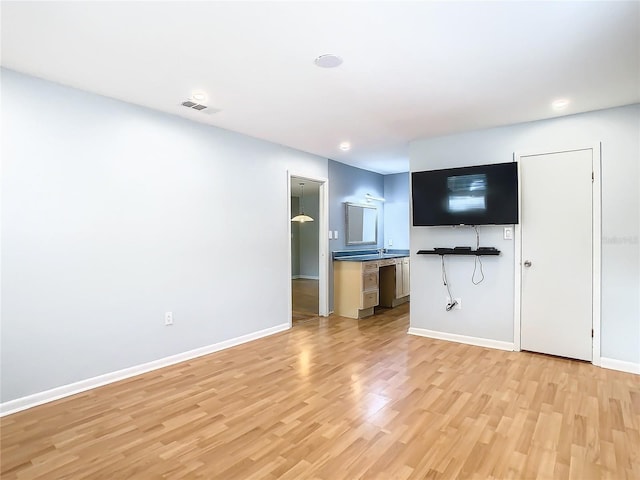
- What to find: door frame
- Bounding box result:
[287,171,329,323]
[513,144,602,365]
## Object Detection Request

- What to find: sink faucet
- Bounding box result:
[378,248,385,257]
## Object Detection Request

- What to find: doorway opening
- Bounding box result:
[288,173,329,325]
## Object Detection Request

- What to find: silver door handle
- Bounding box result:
[524,260,532,267]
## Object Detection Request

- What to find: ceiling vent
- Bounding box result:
[181,100,221,115]
[182,100,207,110]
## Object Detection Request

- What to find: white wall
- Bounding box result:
[383,173,410,250]
[409,104,640,365]
[1,69,328,403]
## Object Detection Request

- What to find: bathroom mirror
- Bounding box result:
[345,203,378,245]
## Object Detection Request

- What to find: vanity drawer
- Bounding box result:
[362,261,379,272]
[362,271,378,291]
[361,290,379,309]
[379,258,398,267]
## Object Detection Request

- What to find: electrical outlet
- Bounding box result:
[388,239,393,246]
[164,311,173,326]
[446,297,462,310]
[334,230,339,239]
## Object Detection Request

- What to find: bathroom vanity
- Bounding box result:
[333,250,410,319]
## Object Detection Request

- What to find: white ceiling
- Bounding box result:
[2,1,638,174]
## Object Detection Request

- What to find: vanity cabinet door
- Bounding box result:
[401,258,410,297]
[395,258,410,298]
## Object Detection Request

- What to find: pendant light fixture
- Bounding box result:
[292,183,314,223]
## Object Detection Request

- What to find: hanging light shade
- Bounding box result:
[292,183,314,222]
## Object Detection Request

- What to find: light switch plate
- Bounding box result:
[328,230,333,239]
[504,227,513,240]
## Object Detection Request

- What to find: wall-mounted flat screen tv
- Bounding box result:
[411,162,519,226]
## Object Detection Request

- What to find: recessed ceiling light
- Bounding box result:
[339,141,351,151]
[191,91,208,103]
[552,98,570,110]
[314,54,343,68]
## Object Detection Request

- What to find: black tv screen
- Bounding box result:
[412,162,519,226]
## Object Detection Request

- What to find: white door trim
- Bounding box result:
[287,171,330,323]
[513,144,602,365]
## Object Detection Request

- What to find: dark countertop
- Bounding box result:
[333,249,410,262]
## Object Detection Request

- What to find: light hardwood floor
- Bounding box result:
[292,278,319,323]
[2,304,639,479]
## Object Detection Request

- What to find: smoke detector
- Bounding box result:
[314,54,343,68]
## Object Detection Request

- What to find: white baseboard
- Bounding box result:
[1,323,290,417]
[407,329,638,374]
[291,275,319,280]
[600,357,640,375]
[407,327,515,351]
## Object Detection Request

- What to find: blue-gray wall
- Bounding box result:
[328,160,385,251]
[328,160,385,310]
[293,190,319,278]
[291,197,300,277]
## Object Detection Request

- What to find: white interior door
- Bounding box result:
[520,148,593,361]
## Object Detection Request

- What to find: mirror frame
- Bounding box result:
[345,202,378,246]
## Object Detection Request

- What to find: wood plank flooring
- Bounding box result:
[2,304,639,479]
[292,278,318,323]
